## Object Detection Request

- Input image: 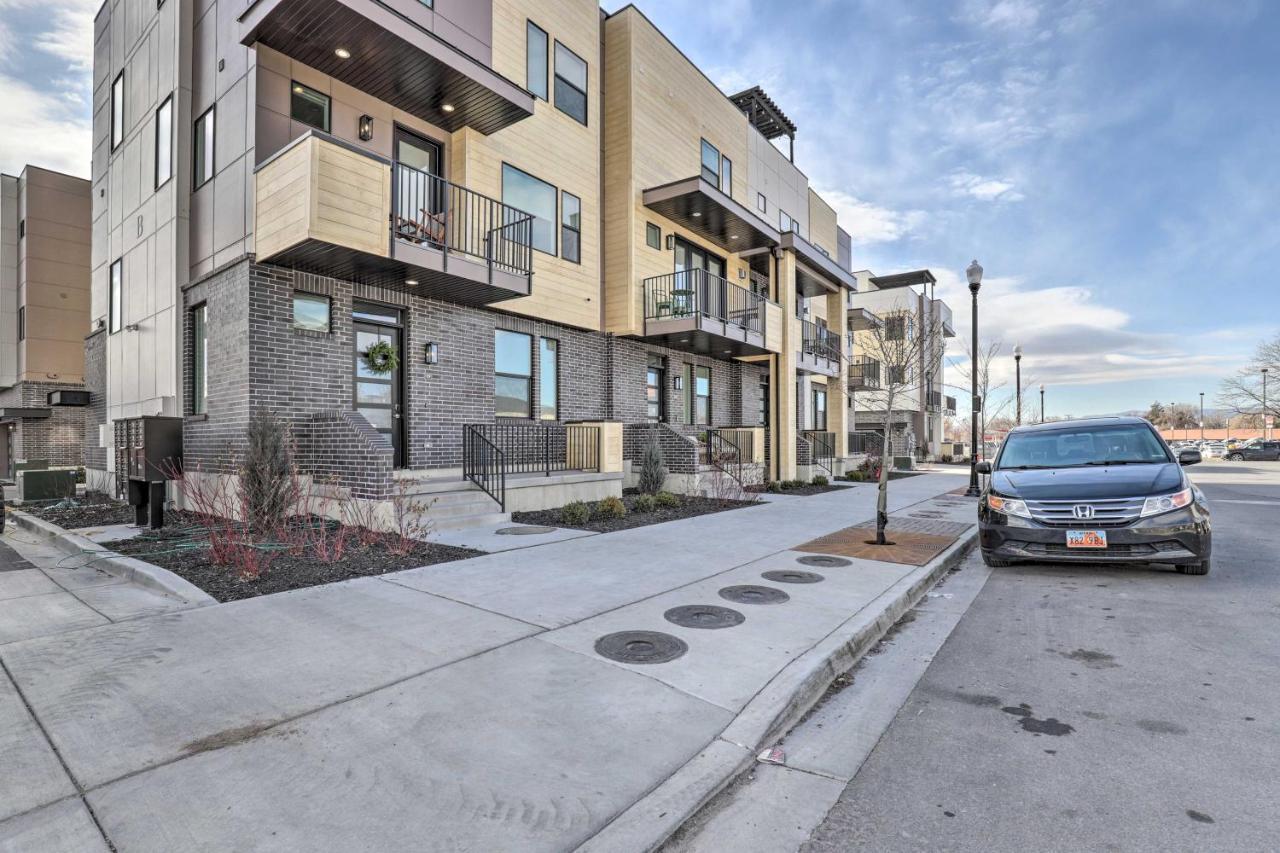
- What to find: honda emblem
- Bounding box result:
[1072,504,1095,520]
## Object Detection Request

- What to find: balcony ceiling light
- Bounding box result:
[292,85,304,94]
[334,47,351,59]
[441,103,456,113]
[730,234,739,240]
[691,211,702,218]
[405,279,418,286]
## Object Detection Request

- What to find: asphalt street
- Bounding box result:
[800,461,1280,852]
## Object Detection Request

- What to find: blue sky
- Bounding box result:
[2,0,1276,417]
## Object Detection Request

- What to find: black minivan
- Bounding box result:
[977,417,1212,575]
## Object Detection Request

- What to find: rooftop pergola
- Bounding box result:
[730,86,798,161]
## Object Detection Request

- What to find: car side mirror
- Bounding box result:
[975,461,992,475]
[1178,449,1201,466]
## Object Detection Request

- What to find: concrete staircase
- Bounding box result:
[394,475,509,532]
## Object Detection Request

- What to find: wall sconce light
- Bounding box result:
[665,234,675,250]
[424,342,439,365]
[737,269,747,280]
[673,376,684,390]
[358,115,373,141]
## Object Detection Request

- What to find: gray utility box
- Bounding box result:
[115,416,183,529]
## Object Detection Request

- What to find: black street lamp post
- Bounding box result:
[965,259,983,497]
[1013,344,1023,425]
[1040,383,1045,423]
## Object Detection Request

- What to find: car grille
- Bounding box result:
[1026,542,1155,556]
[1024,496,1146,528]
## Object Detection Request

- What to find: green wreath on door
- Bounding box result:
[363,341,399,376]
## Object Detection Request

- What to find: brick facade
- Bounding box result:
[0,379,88,470]
[83,331,107,472]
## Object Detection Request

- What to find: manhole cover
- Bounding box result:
[762,570,825,584]
[664,605,746,629]
[719,585,790,605]
[594,631,688,664]
[495,526,557,536]
[797,555,852,568]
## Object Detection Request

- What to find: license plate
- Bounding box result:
[1066,530,1107,549]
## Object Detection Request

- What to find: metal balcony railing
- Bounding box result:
[801,430,836,473]
[927,390,942,412]
[393,162,534,276]
[643,269,766,334]
[463,422,600,509]
[801,319,841,363]
[848,357,882,389]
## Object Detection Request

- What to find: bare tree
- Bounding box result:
[1217,334,1280,423]
[855,303,946,545]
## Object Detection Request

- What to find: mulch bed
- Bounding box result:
[102,514,482,603]
[748,483,848,497]
[22,494,136,529]
[512,493,758,534]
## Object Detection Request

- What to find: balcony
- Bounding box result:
[781,230,858,296]
[933,299,956,337]
[254,132,532,304]
[848,357,882,391]
[239,0,533,135]
[643,177,780,254]
[944,395,958,416]
[798,318,841,376]
[642,270,774,358]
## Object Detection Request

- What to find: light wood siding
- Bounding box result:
[763,300,783,353]
[602,10,634,333]
[450,0,602,331]
[808,188,838,257]
[254,141,313,262]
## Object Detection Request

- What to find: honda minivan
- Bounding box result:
[976,417,1212,574]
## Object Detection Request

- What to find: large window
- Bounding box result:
[646,354,666,422]
[721,156,732,196]
[526,21,548,100]
[812,387,828,430]
[561,191,580,264]
[554,41,587,125]
[191,304,208,414]
[539,337,558,420]
[694,366,711,425]
[290,82,331,132]
[193,107,215,188]
[155,96,173,188]
[700,139,720,185]
[495,330,532,418]
[292,292,331,332]
[111,72,124,150]
[502,164,556,255]
[109,259,123,333]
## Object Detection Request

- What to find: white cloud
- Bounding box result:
[34,6,95,71]
[821,190,925,245]
[949,170,1025,202]
[0,72,91,177]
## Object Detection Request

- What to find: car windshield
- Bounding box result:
[997,424,1171,469]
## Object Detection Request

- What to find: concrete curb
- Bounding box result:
[575,526,978,853]
[8,509,217,607]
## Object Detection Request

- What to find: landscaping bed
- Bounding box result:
[102,515,482,603]
[513,492,757,534]
[749,482,847,496]
[22,493,135,529]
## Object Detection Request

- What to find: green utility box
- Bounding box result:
[19,469,77,502]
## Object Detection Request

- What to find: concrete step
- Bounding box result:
[429,511,512,533]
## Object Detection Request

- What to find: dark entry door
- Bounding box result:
[394,127,445,246]
[353,302,404,467]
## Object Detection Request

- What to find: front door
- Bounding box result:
[353,302,404,467]
[393,127,445,245]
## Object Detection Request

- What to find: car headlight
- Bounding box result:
[988,494,1032,519]
[1140,487,1194,518]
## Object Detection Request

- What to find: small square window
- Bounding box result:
[293,292,330,332]
[645,222,661,250]
[290,82,331,132]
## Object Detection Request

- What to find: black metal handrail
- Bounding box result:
[848,431,884,456]
[463,425,505,511]
[465,423,600,476]
[848,357,882,389]
[801,319,842,363]
[802,430,836,473]
[393,162,535,276]
[705,427,755,485]
[747,269,770,298]
[643,270,766,334]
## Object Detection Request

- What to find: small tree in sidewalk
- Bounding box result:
[856,304,946,545]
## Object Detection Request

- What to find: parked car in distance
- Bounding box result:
[1201,442,1226,458]
[977,417,1212,575]
[1227,441,1280,461]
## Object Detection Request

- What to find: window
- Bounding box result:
[292,292,330,332]
[554,41,587,125]
[526,21,548,100]
[495,330,532,418]
[885,314,914,342]
[155,96,173,188]
[560,191,581,264]
[759,376,770,427]
[111,72,125,150]
[17,220,23,239]
[419,0,432,6]
[700,139,720,185]
[721,156,732,196]
[646,354,666,422]
[290,82,330,132]
[191,304,208,414]
[694,366,711,425]
[193,107,215,188]
[645,222,661,250]
[109,259,123,333]
[887,365,906,385]
[502,164,557,255]
[17,307,24,342]
[757,192,766,214]
[779,210,793,234]
[812,388,828,430]
[538,337,558,420]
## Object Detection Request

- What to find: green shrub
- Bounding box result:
[845,471,865,482]
[594,495,627,520]
[559,500,591,526]
[638,433,667,495]
[784,479,807,490]
[655,491,681,508]
[766,481,784,493]
[812,474,829,486]
[633,493,658,513]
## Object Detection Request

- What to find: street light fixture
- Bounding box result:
[964,259,983,498]
[1039,383,1046,424]
[1013,344,1023,425]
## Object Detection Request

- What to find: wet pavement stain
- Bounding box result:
[1054,648,1120,669]
[1137,719,1188,735]
[1186,809,1215,824]
[945,690,1004,708]
[1001,703,1076,736]
[1082,711,1107,720]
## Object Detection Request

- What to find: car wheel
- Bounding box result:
[981,551,1014,568]
[1228,453,1244,461]
[1176,559,1210,576]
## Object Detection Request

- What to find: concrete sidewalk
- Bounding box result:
[0,473,975,852]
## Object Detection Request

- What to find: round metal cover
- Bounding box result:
[664,605,746,630]
[797,555,852,568]
[594,631,688,664]
[762,570,825,584]
[719,585,790,605]
[495,525,557,536]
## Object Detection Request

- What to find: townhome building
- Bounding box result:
[0,166,92,479]
[86,0,946,523]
